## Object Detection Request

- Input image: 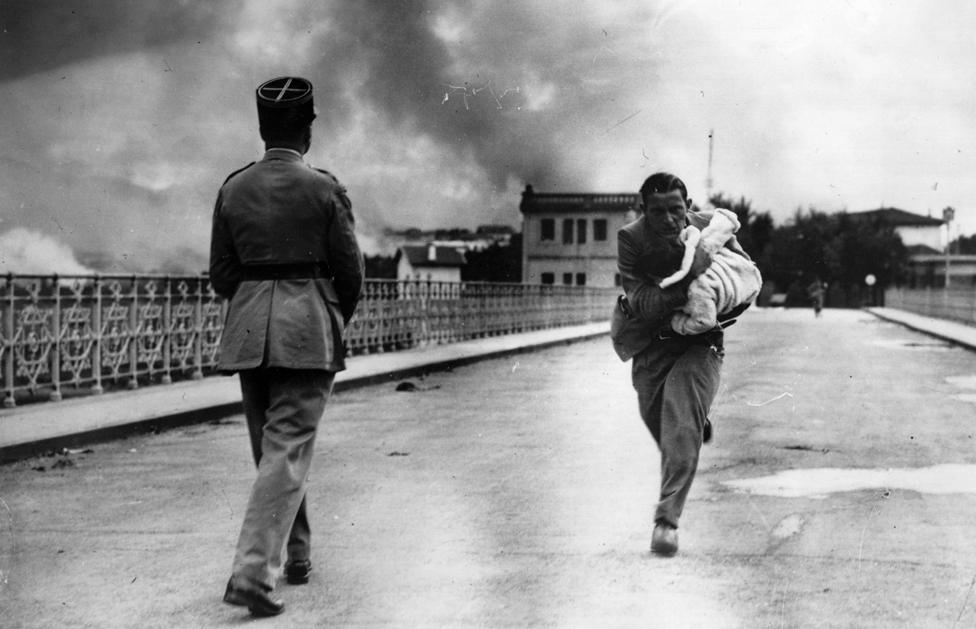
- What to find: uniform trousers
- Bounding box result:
[232,367,335,590]
[631,336,722,528]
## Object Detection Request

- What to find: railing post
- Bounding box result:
[91,275,103,395]
[192,276,204,379]
[162,276,173,384]
[127,276,138,390]
[3,274,15,408]
[49,275,62,401]
[421,279,430,346]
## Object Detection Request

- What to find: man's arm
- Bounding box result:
[617,228,690,326]
[325,188,365,324]
[208,191,242,300]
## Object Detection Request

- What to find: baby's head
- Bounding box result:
[635,240,684,284]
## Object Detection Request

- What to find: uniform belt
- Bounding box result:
[241,262,332,281]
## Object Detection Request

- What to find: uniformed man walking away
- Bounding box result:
[210,76,364,616]
[611,172,750,557]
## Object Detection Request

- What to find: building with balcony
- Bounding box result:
[519,185,639,287]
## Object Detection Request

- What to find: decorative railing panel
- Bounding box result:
[1,275,222,407]
[2,275,616,407]
[884,287,976,326]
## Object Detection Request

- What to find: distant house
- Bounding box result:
[846,208,958,287]
[518,185,638,287]
[475,224,516,247]
[846,207,944,250]
[395,244,467,282]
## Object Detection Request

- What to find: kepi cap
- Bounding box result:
[256,76,316,139]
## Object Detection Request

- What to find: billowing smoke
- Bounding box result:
[1,2,667,273]
[321,0,585,189]
[0,228,95,274]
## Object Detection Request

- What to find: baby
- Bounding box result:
[636,208,763,335]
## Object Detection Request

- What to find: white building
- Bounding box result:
[519,185,638,287]
[395,244,466,282]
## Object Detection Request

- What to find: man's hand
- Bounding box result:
[687,243,713,279]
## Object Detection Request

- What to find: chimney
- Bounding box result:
[427,243,437,262]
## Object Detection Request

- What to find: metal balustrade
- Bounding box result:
[1,274,617,408]
[884,287,976,326]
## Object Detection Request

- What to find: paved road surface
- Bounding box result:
[2,308,976,628]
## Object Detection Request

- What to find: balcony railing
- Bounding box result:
[1,274,617,408]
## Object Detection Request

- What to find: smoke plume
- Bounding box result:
[2,1,637,272]
[0,228,95,274]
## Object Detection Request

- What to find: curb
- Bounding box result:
[865,308,976,353]
[0,402,245,464]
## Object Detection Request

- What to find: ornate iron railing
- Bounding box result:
[1,274,616,407]
[884,287,976,326]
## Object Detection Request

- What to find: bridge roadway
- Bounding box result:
[2,308,976,628]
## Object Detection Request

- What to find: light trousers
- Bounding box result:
[631,337,722,528]
[232,367,335,589]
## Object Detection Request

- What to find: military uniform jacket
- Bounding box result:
[209,149,365,372]
[611,210,746,361]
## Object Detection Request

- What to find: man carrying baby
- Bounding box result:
[611,172,750,556]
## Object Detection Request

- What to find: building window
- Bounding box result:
[562,272,573,285]
[614,273,622,287]
[540,218,555,241]
[562,218,574,244]
[541,272,555,285]
[594,219,608,241]
[576,273,586,286]
[577,219,587,244]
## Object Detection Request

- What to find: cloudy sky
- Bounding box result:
[1,0,974,272]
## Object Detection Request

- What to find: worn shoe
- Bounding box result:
[285,559,312,585]
[651,523,678,556]
[703,419,712,444]
[223,577,285,617]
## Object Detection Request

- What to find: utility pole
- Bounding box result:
[705,129,714,204]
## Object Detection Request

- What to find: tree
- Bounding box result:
[708,193,773,260]
[827,214,907,289]
[461,234,522,283]
[761,208,908,307]
[364,254,397,279]
[951,233,976,254]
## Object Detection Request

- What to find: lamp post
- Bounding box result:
[942,206,955,288]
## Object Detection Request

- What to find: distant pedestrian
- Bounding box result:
[210,76,364,616]
[611,172,751,556]
[807,277,826,317]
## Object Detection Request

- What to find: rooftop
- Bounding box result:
[847,207,945,227]
[519,185,638,215]
[397,244,467,267]
[906,244,942,256]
